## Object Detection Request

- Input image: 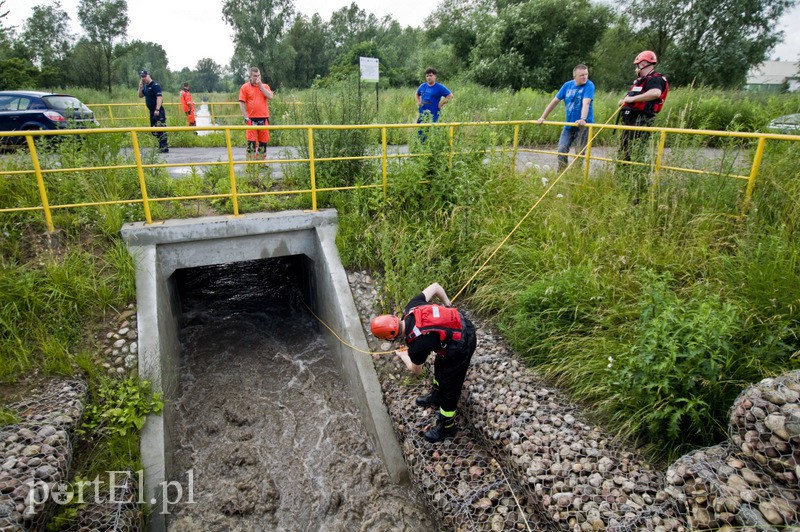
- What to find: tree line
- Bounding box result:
[0,0,796,94]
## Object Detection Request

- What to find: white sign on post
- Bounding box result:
[359,57,380,82]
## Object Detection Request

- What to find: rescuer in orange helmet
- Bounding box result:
[618,50,669,162]
[180,82,196,127]
[617,50,670,202]
[370,282,477,443]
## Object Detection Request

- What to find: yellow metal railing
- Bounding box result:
[86,102,241,125]
[1,120,799,233]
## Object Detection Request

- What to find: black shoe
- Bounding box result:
[415,391,440,408]
[159,148,169,153]
[424,415,456,443]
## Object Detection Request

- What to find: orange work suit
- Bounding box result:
[238,82,271,150]
[180,89,196,126]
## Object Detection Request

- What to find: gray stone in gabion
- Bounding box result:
[730,370,800,487]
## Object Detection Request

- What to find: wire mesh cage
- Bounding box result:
[0,378,86,530]
[61,470,143,532]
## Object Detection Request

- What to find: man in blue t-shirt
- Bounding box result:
[416,68,453,123]
[537,64,595,171]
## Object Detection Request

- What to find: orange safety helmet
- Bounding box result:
[370,314,401,340]
[633,50,658,65]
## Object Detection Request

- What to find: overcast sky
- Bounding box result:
[3,0,799,71]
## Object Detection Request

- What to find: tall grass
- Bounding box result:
[0,239,128,379]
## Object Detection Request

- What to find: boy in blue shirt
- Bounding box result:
[537,64,595,171]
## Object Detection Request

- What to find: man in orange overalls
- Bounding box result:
[180,82,196,127]
[238,67,273,160]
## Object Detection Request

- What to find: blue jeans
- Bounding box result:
[557,127,588,171]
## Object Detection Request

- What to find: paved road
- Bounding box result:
[155,145,572,179]
[150,144,752,179]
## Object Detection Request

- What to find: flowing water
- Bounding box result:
[166,258,434,531]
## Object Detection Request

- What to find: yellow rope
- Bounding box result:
[301,299,397,356]
[306,107,622,351]
[451,107,621,303]
[490,458,534,531]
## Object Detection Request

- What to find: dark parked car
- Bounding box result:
[0,91,97,149]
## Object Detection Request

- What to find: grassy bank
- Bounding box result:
[332,136,800,462]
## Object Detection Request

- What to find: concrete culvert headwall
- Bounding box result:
[121,210,412,531]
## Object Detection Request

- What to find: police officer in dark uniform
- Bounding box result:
[137,70,169,153]
[370,282,477,443]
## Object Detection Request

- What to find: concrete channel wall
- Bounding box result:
[120,209,407,532]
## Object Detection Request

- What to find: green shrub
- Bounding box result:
[610,271,742,453]
[79,378,163,438]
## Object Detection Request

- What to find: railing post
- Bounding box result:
[652,129,668,194]
[210,103,218,126]
[107,104,114,125]
[25,134,55,233]
[130,131,153,224]
[224,129,240,217]
[741,136,766,219]
[583,125,593,182]
[381,127,388,199]
[308,127,317,211]
[448,125,454,172]
[512,124,520,174]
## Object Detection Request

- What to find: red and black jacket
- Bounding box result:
[624,71,669,116]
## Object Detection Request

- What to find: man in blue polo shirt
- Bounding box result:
[416,67,453,123]
[537,64,595,171]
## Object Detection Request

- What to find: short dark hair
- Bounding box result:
[425,67,438,76]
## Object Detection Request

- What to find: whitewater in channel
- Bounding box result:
[166,257,435,531]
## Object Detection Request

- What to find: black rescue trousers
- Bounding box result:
[434,316,477,415]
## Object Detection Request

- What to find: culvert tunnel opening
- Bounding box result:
[164,256,433,530]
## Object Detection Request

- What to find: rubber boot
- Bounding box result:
[424,412,456,443]
[415,388,440,408]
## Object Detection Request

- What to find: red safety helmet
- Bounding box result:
[633,50,658,66]
[370,314,400,340]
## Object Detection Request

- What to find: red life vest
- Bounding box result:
[626,71,669,115]
[404,305,463,349]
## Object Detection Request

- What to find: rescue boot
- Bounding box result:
[424,412,457,443]
[415,388,440,408]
